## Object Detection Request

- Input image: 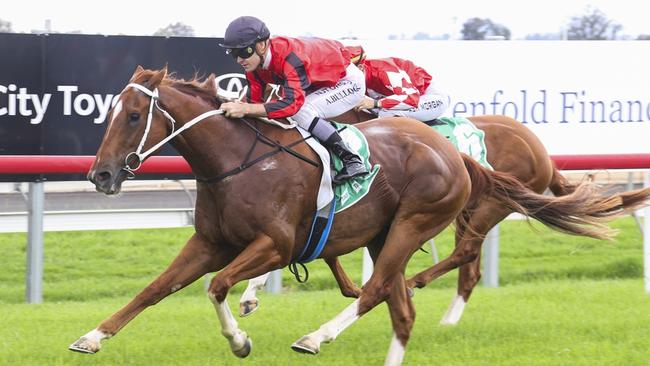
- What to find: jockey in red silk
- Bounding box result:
[219,16,368,184]
[355,56,450,123]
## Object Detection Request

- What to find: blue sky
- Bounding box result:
[4,0,649,39]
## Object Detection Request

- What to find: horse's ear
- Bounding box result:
[129,65,145,82]
[203,74,216,91]
[147,67,168,88]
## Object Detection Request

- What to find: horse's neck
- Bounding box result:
[163,88,253,179]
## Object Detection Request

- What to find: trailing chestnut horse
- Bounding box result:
[241,107,650,325]
[315,110,650,325]
[69,67,650,365]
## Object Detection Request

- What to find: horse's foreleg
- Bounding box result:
[207,233,285,358]
[69,233,229,354]
[325,257,362,298]
[238,272,271,317]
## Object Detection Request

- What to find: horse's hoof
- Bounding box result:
[407,287,415,298]
[232,337,252,358]
[68,337,100,354]
[239,299,259,317]
[405,279,416,289]
[439,319,459,326]
[291,336,319,355]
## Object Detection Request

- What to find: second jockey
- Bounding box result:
[355,55,450,123]
[219,16,368,184]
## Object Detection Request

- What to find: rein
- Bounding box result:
[195,118,319,184]
[123,82,320,183]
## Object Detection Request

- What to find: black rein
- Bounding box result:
[195,118,321,184]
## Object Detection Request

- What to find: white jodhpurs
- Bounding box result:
[291,64,366,129]
[378,83,450,121]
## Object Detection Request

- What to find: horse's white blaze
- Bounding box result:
[440,294,466,325]
[240,273,269,304]
[106,99,122,137]
[209,295,248,351]
[384,333,406,366]
[299,299,360,346]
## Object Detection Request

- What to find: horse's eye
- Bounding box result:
[129,112,140,122]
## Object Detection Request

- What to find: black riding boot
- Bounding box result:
[323,134,369,184]
[308,117,369,183]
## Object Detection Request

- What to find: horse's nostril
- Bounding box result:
[95,171,112,183]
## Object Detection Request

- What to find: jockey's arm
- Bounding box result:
[220,101,268,118]
[356,93,420,112]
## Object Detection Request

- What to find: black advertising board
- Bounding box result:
[0,33,242,181]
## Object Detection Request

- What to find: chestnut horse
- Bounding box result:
[69,67,649,365]
[240,109,648,326]
[326,111,587,324]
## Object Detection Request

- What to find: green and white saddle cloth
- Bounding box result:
[328,117,492,213]
[430,117,493,170]
[298,117,491,215]
[330,122,381,213]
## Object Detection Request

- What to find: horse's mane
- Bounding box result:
[161,72,222,108]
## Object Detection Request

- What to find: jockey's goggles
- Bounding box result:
[226,45,256,59]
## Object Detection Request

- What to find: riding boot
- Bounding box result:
[323,134,369,184]
[307,117,368,184]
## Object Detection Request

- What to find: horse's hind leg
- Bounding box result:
[407,202,511,325]
[292,216,455,365]
[69,233,232,354]
[290,230,388,355]
[443,205,511,325]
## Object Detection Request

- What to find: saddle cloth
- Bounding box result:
[296,122,380,212]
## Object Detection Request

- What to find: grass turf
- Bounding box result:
[1,280,648,366]
[0,217,644,303]
[0,217,648,365]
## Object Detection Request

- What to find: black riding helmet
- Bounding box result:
[219,16,270,49]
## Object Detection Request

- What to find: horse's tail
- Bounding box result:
[548,163,579,196]
[460,155,650,240]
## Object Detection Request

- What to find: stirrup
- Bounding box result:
[333,162,368,184]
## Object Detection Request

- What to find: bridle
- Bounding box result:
[118,82,318,183]
[121,83,224,177]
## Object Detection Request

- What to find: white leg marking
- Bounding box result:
[292,299,360,354]
[239,272,270,317]
[209,294,251,358]
[384,333,406,366]
[440,294,466,325]
[69,328,110,354]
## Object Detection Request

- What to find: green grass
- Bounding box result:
[1,280,649,366]
[0,217,644,303]
[0,217,648,365]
